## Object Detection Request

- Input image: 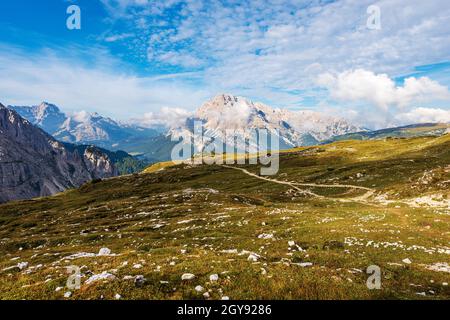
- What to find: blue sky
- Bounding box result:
[0,0,449,128]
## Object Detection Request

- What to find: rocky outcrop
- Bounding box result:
[0,103,118,203]
[82,146,118,178]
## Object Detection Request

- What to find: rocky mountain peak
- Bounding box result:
[0,104,118,203]
[171,94,363,151]
[197,94,249,116]
[37,101,61,114]
[213,93,241,105]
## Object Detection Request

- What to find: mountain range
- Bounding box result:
[4,94,448,204]
[12,95,450,164]
[170,94,363,153]
[0,104,120,203]
[10,102,159,154]
[10,94,365,162]
[322,123,450,143]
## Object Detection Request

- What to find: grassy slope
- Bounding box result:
[0,135,449,300]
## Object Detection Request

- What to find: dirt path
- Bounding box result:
[221,165,375,202]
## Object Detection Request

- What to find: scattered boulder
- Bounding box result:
[402,258,412,264]
[98,248,112,256]
[258,233,274,240]
[248,254,259,262]
[299,262,313,267]
[425,262,449,273]
[85,271,116,285]
[195,285,204,293]
[134,275,146,287]
[181,273,196,281]
[209,274,219,282]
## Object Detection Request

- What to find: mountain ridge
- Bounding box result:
[169,93,364,153]
[0,103,119,203]
[322,123,450,144]
[9,103,159,151]
[9,95,448,163]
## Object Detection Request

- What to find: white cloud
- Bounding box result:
[0,46,211,120]
[137,107,193,128]
[396,77,450,108]
[396,107,450,124]
[318,69,450,111]
[104,33,134,42]
[200,97,253,130]
[71,110,93,123]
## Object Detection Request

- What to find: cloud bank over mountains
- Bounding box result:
[318,69,450,111]
[318,69,450,127]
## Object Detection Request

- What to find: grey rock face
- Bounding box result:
[0,104,118,203]
[82,146,118,178]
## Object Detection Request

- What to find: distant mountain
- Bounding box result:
[169,94,363,153]
[11,102,66,134]
[9,103,159,151]
[9,97,362,163]
[0,103,119,203]
[322,123,450,144]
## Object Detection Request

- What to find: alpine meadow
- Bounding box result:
[0,0,449,304]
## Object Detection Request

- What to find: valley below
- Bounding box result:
[0,135,449,300]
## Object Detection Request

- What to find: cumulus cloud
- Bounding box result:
[318,69,450,111]
[137,107,193,128]
[71,110,93,123]
[396,107,450,124]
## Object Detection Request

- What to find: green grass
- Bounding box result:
[0,135,449,300]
